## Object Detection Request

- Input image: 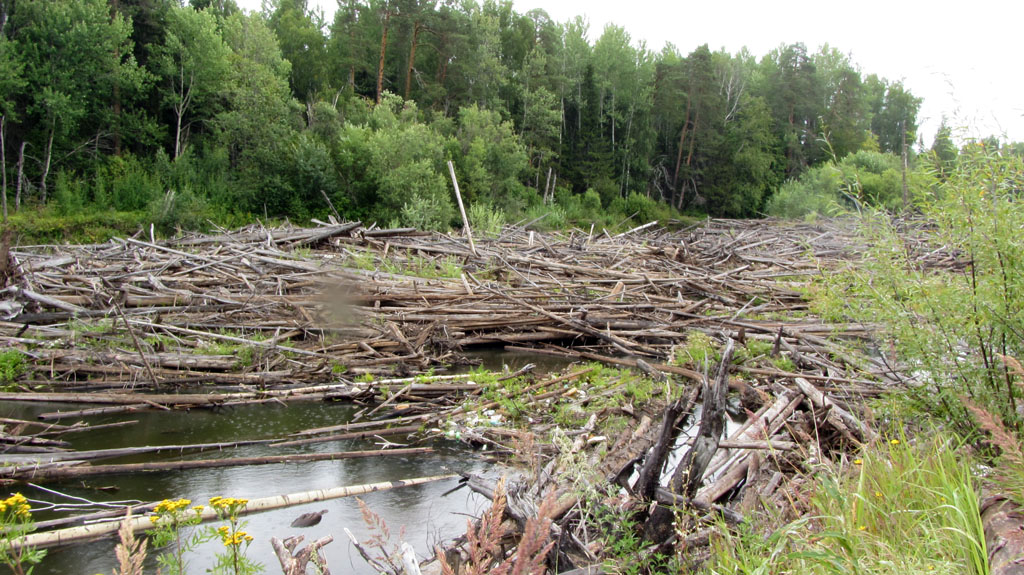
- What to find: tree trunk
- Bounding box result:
[669,340,735,497]
[1,115,7,222]
[15,140,25,211]
[10,475,453,551]
[610,90,615,150]
[404,21,420,100]
[376,6,391,105]
[111,0,123,156]
[685,108,700,167]
[41,118,55,204]
[174,106,183,160]
[672,95,692,192]
[901,119,909,210]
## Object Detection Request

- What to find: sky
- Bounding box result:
[238,0,1024,147]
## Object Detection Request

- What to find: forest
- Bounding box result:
[0,0,967,239]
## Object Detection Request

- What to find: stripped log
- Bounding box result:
[793,377,875,443]
[9,474,455,550]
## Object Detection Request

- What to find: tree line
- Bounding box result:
[0,0,929,234]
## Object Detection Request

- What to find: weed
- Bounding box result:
[770,356,796,372]
[0,493,46,575]
[0,350,25,387]
[734,339,773,365]
[674,331,720,372]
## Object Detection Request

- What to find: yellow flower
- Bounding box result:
[244,535,254,543]
[857,525,867,531]
[874,491,883,498]
[150,515,160,524]
[853,459,863,465]
[889,439,900,445]
[192,505,205,513]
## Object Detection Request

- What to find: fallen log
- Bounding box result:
[4,447,433,481]
[793,377,875,443]
[1,438,277,466]
[982,494,1024,575]
[10,474,455,550]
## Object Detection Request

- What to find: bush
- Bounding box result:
[148,187,211,236]
[766,166,844,219]
[468,202,506,237]
[99,154,164,212]
[816,146,1024,430]
[399,193,452,232]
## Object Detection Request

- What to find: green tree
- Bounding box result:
[216,10,301,210]
[871,80,921,155]
[814,45,869,159]
[518,45,560,189]
[153,4,231,159]
[762,42,824,177]
[930,119,957,180]
[0,33,24,220]
[12,0,143,201]
[268,0,328,105]
[451,104,530,211]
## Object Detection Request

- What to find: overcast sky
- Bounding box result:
[238,0,1023,146]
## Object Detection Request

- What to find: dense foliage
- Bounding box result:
[0,0,944,235]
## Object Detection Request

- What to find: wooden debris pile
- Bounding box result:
[418,336,880,574]
[0,218,890,394]
[0,218,904,572]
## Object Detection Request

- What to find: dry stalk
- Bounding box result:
[112,509,147,575]
[438,478,556,575]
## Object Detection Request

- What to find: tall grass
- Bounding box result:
[707,435,987,575]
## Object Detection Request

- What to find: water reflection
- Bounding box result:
[2,400,492,575]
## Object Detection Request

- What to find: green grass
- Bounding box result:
[706,432,988,575]
[344,249,463,280]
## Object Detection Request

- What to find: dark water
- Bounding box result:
[3,400,493,575]
[4,348,576,575]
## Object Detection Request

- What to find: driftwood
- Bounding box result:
[271,535,334,575]
[0,219,902,574]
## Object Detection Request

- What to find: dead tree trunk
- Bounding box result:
[670,339,734,497]
[1,115,7,222]
[982,495,1024,575]
[14,140,24,211]
[41,118,55,203]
